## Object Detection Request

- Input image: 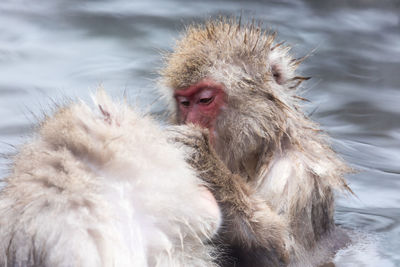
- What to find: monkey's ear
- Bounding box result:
[269,44,310,89]
[269,44,293,86]
[271,63,285,85]
[92,89,123,126]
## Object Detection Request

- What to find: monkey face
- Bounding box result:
[174,78,226,133]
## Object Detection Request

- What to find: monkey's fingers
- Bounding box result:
[165,125,208,148]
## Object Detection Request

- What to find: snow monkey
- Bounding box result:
[0,91,223,267]
[161,18,352,266]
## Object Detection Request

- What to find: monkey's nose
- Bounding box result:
[185,111,199,125]
[186,113,209,129]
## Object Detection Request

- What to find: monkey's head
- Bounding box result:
[161,18,309,176]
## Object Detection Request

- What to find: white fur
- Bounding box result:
[0,91,221,267]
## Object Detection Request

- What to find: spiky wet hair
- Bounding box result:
[161,17,309,94]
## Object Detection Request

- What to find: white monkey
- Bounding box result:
[0,91,221,267]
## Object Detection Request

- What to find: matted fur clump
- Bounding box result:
[0,91,220,267]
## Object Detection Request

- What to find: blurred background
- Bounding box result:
[0,0,399,265]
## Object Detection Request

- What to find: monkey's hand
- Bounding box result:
[166,125,290,266]
[165,124,226,181]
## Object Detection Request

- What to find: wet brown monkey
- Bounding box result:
[161,18,352,266]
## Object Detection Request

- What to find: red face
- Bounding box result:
[174,79,226,132]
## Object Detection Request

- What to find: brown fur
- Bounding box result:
[168,125,290,266]
[161,17,353,266]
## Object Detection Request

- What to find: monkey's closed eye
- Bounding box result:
[198,97,214,105]
[180,100,190,107]
[176,96,191,107]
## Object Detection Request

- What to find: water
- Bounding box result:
[0,0,399,265]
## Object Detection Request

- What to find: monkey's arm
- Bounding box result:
[167,125,290,267]
[256,148,352,258]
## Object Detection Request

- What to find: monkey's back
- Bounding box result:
[0,91,219,267]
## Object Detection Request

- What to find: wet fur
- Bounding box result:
[0,91,221,267]
[161,18,352,266]
[168,125,290,266]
